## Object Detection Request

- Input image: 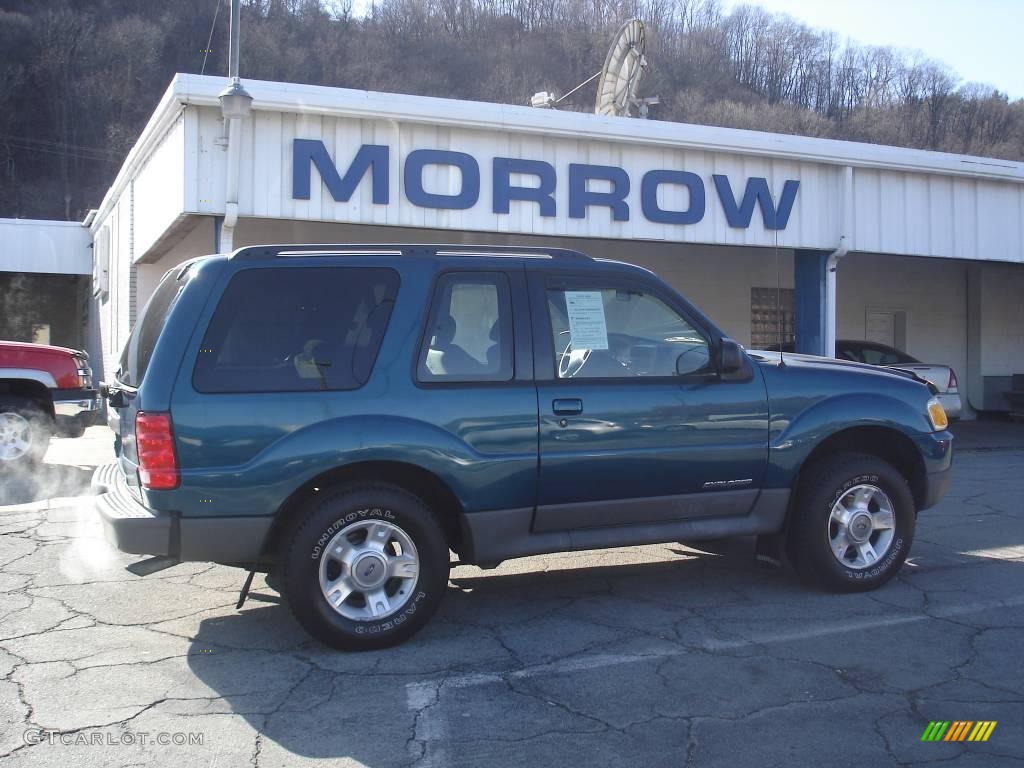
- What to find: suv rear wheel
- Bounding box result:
[280,483,450,650]
[0,396,51,468]
[786,453,915,592]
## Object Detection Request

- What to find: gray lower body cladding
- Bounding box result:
[92,463,272,565]
[461,488,791,564]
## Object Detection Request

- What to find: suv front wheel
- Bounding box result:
[280,484,450,650]
[787,453,915,592]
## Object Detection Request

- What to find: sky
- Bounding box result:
[726,0,1024,99]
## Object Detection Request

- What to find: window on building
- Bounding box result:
[546,286,711,378]
[193,267,399,393]
[750,287,795,350]
[418,272,513,382]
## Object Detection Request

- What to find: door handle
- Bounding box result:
[552,398,583,416]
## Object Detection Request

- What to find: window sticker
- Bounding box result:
[565,291,609,350]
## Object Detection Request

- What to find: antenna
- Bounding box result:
[201,0,221,75]
[528,19,659,118]
[775,228,786,368]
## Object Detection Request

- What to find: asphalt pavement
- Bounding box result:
[0,425,1022,767]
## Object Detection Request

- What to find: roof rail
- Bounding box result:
[230,243,592,261]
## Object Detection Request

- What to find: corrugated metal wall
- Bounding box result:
[187,106,838,252]
[176,104,1024,264]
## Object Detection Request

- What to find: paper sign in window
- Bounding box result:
[565,291,609,350]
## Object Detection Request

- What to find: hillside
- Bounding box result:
[1,0,1022,221]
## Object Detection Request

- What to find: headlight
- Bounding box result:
[926,397,949,431]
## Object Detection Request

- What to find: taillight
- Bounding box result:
[136,412,179,490]
[948,369,959,392]
[73,354,92,388]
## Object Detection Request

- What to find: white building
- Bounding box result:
[83,73,1024,415]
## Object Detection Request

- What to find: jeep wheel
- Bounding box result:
[280,484,450,650]
[786,453,915,592]
[0,396,51,468]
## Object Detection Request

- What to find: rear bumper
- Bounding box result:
[92,462,173,555]
[92,463,274,564]
[53,387,100,418]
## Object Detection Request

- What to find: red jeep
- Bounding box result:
[0,341,100,467]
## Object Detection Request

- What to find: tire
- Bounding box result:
[786,453,915,593]
[0,396,51,469]
[280,483,450,650]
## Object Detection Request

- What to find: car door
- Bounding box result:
[528,267,769,532]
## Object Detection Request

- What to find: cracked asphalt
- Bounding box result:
[1,426,1023,767]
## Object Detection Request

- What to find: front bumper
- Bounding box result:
[53,387,100,418]
[923,466,952,510]
[92,463,274,564]
[917,429,954,511]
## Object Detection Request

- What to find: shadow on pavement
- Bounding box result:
[182,485,1024,764]
[181,551,785,762]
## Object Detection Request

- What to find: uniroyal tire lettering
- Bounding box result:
[310,506,396,559]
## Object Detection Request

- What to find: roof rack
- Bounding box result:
[231,243,592,261]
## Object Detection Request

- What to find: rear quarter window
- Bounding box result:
[117,268,190,387]
[192,266,399,393]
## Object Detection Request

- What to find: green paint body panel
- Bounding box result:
[104,245,953,564]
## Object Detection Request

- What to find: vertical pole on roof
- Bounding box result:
[229,0,240,81]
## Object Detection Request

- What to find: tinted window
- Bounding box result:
[193,267,399,393]
[417,273,513,382]
[546,287,711,379]
[117,267,189,387]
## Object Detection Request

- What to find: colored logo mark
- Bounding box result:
[921,721,997,742]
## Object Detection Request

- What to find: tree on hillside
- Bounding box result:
[0,0,1021,221]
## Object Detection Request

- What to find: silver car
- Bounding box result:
[836,340,962,420]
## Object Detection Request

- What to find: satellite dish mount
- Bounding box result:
[529,19,659,118]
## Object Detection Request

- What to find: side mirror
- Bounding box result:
[675,345,711,376]
[100,381,126,409]
[719,338,744,374]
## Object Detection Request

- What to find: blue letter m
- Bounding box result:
[712,175,799,230]
[293,139,389,204]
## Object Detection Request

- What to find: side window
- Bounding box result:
[417,272,513,382]
[193,266,399,393]
[546,285,711,379]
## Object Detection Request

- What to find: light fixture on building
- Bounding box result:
[219,79,252,121]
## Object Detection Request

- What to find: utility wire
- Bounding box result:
[0,133,123,156]
[0,135,122,162]
[201,0,222,75]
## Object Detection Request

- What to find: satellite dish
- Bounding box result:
[595,19,648,117]
[528,18,659,118]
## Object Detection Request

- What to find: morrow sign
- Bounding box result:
[292,139,800,230]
